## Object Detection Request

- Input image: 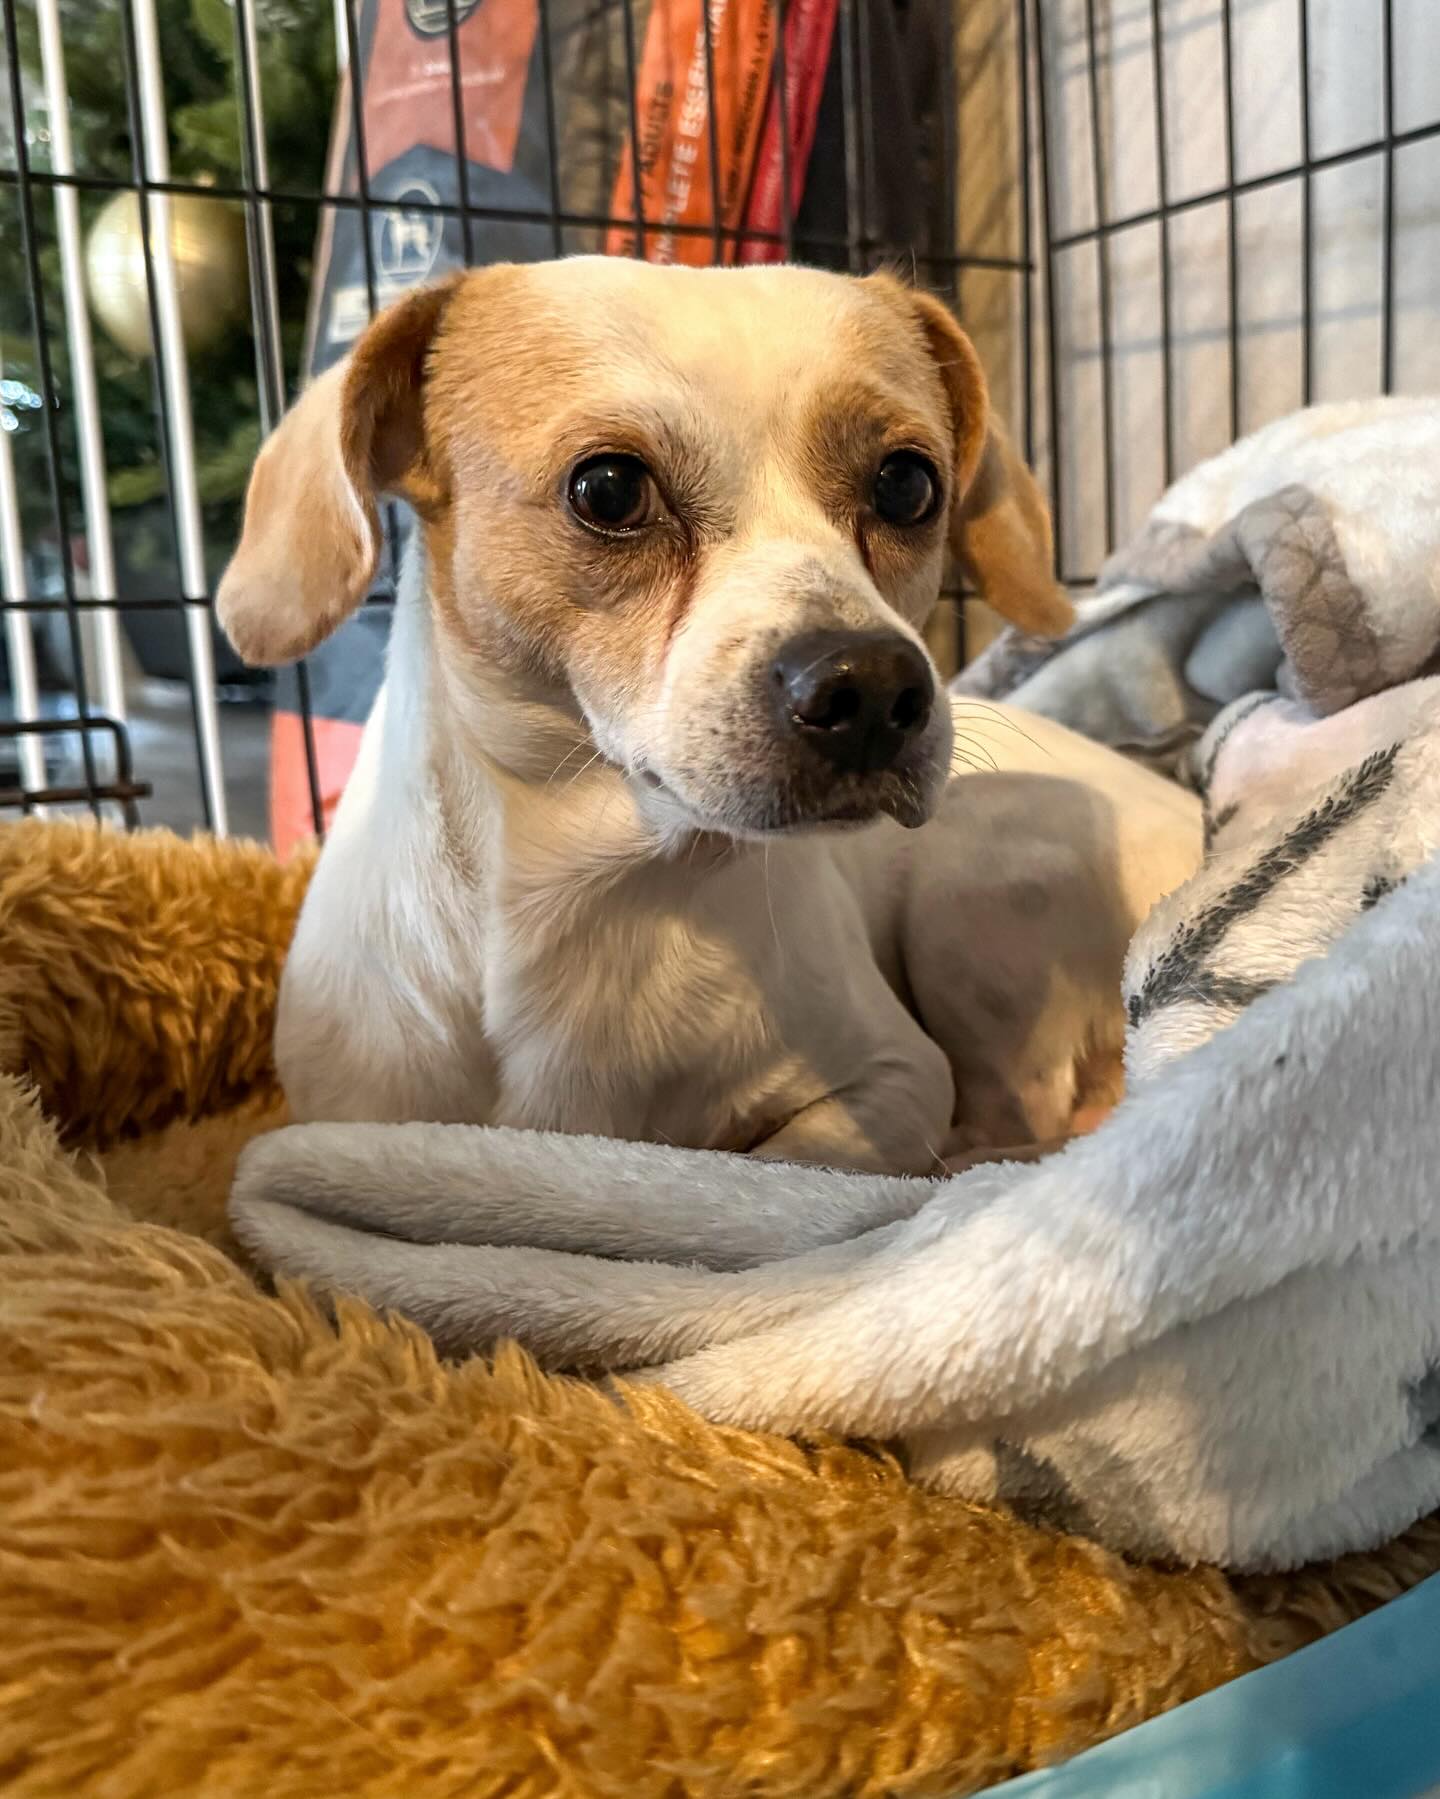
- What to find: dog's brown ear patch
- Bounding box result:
[953,415,1073,638]
[217,275,462,667]
[888,280,1074,639]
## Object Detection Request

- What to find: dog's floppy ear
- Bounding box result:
[217,275,463,666]
[891,281,1073,638]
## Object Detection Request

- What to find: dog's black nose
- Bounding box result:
[772,630,935,775]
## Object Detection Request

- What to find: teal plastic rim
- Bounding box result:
[982,1571,1440,1799]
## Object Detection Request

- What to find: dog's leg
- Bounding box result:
[750,1096,945,1178]
[233,1121,938,1271]
[747,1038,957,1178]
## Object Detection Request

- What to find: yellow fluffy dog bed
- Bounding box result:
[4,818,1440,1798]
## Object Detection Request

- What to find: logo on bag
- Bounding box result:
[405,0,480,35]
[376,180,445,285]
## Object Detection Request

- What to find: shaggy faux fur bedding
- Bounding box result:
[3,820,1440,1798]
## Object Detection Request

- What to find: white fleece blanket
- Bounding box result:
[233,403,1440,1572]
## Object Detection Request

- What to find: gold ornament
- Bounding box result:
[84,189,249,360]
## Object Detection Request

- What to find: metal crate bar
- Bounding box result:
[34,0,125,724]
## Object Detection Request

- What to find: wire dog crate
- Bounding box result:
[2,0,1439,841]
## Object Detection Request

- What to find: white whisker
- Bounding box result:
[949,700,1054,760]
[762,842,782,961]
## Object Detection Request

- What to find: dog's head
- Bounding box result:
[218,259,1070,836]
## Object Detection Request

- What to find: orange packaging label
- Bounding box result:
[607,0,777,264]
[363,0,539,177]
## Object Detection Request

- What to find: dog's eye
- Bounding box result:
[567,454,659,535]
[872,452,941,527]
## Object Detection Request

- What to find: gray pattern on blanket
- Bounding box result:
[1409,1368,1440,1445]
[1120,688,1440,1093]
[1108,484,1382,715]
[992,1438,1176,1554]
[1126,743,1401,1032]
[1235,487,1383,712]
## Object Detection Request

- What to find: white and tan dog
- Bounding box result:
[218,258,1199,1174]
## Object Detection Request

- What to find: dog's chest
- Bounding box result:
[280,764,903,1146]
[480,864,801,1143]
